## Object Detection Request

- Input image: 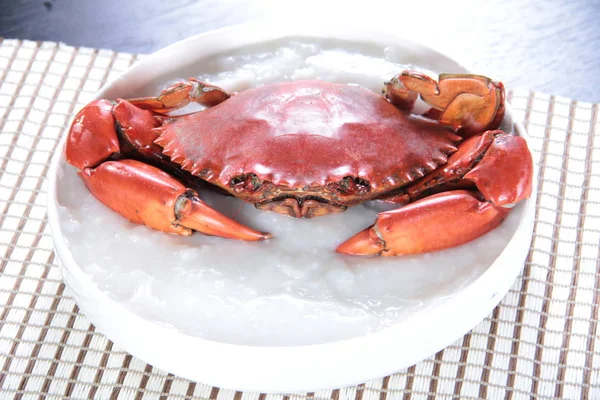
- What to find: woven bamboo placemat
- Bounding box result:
[0,39,598,400]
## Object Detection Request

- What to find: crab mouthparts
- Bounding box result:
[255,196,347,218]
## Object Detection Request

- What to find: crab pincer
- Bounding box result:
[66,97,270,242]
[336,190,510,256]
[337,131,533,256]
[79,160,270,240]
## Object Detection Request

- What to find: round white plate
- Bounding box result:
[47,21,536,392]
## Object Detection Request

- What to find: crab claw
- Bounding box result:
[385,71,505,137]
[337,190,509,256]
[79,159,270,241]
[340,131,533,256]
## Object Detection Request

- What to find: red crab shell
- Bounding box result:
[155,80,462,211]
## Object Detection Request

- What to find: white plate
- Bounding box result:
[47,21,536,392]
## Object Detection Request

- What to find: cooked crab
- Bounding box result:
[65,71,533,256]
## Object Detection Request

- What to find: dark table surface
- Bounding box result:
[1,0,599,103]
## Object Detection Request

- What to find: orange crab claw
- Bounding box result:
[79,159,271,241]
[385,71,505,137]
[128,78,230,113]
[337,190,509,256]
[65,99,120,170]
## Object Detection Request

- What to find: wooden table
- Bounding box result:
[1,0,599,102]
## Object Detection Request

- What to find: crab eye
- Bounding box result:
[338,176,370,196]
[230,173,261,193]
[231,176,245,185]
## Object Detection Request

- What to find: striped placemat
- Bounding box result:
[0,38,598,400]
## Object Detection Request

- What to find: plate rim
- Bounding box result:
[46,20,538,392]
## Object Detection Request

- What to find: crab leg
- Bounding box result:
[127,78,230,113]
[337,131,533,256]
[80,160,271,241]
[384,71,505,136]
